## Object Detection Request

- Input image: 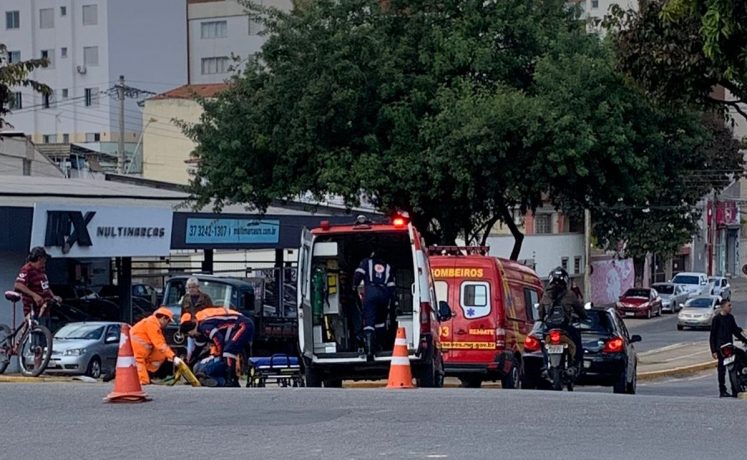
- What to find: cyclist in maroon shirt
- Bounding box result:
[14,247,61,328]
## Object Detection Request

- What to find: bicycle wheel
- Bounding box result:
[0,324,11,374]
[19,325,52,377]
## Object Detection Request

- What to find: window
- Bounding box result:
[574,256,581,274]
[84,88,98,107]
[434,281,448,307]
[523,288,540,321]
[82,4,97,25]
[61,88,69,98]
[509,286,528,321]
[62,133,70,144]
[43,92,53,109]
[85,132,100,142]
[561,257,569,272]
[460,281,490,319]
[42,134,57,144]
[248,17,264,35]
[9,92,22,109]
[535,214,551,234]
[83,46,98,66]
[40,8,54,29]
[7,50,20,64]
[6,11,20,29]
[201,20,227,39]
[41,49,54,68]
[591,0,599,8]
[22,158,31,176]
[60,6,67,16]
[201,57,229,75]
[61,47,68,58]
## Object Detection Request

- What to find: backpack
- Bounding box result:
[545,303,568,328]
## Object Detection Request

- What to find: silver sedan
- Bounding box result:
[45,322,122,379]
[677,296,721,330]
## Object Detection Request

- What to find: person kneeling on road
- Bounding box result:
[538,267,586,376]
[131,307,183,385]
[179,307,254,387]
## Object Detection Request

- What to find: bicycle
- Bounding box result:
[0,291,53,377]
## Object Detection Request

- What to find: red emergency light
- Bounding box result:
[392,211,410,228]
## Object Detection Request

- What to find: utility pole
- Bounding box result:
[117,75,126,174]
[584,208,591,302]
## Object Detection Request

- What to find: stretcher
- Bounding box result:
[247,354,303,388]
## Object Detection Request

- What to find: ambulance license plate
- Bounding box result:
[547,345,565,354]
[724,356,736,365]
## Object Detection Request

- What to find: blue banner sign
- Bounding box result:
[185,218,280,245]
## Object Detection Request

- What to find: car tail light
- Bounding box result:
[495,327,506,349]
[524,335,541,352]
[420,302,432,335]
[549,330,562,345]
[722,345,734,358]
[604,337,624,353]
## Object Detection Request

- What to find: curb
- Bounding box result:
[637,361,716,382]
[0,375,73,384]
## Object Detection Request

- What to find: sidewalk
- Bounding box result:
[636,341,713,381]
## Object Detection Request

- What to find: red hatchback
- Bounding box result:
[616,288,662,319]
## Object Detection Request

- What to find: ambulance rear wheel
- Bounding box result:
[501,357,522,389]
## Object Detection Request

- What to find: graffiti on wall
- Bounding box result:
[590,258,635,305]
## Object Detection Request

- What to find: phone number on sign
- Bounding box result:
[188,224,230,238]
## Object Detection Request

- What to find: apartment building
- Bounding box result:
[188,0,291,84]
[0,0,187,151]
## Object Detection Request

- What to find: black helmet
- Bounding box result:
[28,246,50,262]
[548,267,569,288]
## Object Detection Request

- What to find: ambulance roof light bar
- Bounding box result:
[391,211,410,228]
[427,246,491,256]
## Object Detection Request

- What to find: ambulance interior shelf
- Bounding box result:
[310,233,414,355]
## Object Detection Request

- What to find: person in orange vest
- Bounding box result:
[131,307,182,385]
[179,307,253,387]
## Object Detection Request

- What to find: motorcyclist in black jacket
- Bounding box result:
[538,267,587,375]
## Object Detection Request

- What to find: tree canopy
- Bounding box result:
[185,0,742,260]
[0,43,50,130]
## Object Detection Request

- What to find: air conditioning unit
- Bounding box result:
[76,65,87,74]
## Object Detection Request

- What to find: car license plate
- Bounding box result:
[583,360,591,369]
[547,345,566,354]
[724,356,736,365]
[625,312,636,317]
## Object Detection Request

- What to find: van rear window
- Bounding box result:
[460,282,490,319]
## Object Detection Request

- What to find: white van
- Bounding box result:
[671,272,709,298]
[297,215,452,387]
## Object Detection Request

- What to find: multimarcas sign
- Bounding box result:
[30,204,173,257]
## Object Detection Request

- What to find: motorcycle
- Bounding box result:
[542,327,578,391]
[721,342,747,396]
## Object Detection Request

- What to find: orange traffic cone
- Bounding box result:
[386,327,414,389]
[105,324,151,403]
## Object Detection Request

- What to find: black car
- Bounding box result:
[522,306,641,394]
[51,285,120,322]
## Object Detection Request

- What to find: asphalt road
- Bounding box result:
[622,299,747,352]
[0,381,742,460]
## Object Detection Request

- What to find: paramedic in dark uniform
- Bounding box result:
[353,251,397,357]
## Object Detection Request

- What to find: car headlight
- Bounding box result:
[64,348,86,356]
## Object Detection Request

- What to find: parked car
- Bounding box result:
[46,322,122,378]
[677,296,721,330]
[51,285,120,321]
[651,283,687,313]
[616,288,662,319]
[671,272,709,298]
[708,276,731,301]
[523,305,640,394]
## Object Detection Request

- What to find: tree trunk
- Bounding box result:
[499,206,524,261]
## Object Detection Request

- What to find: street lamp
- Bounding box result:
[126,117,157,174]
